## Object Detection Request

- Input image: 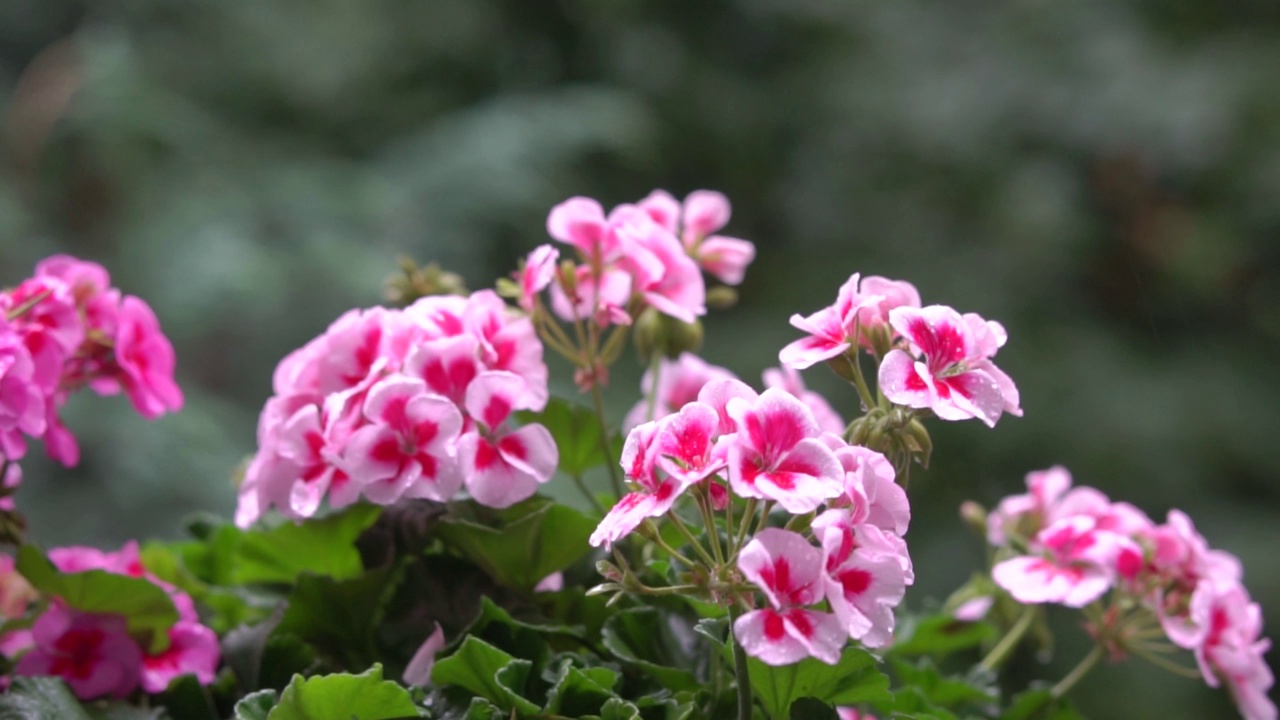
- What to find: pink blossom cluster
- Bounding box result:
[987,467,1274,720]
[590,376,912,665]
[519,189,756,330]
[236,290,557,526]
[0,255,182,476]
[2,543,218,699]
[622,352,843,436]
[780,273,1021,428]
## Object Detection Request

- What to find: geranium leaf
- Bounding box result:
[266,665,419,720]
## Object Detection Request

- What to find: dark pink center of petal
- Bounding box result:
[763,611,786,641]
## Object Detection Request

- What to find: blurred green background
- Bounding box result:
[1,1,1277,716]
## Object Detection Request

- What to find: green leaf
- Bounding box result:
[233,689,278,720]
[518,398,611,476]
[600,608,699,691]
[789,697,839,720]
[232,505,381,585]
[431,636,542,715]
[542,657,620,716]
[15,546,178,654]
[266,665,419,720]
[598,697,642,720]
[86,706,169,720]
[889,614,997,657]
[435,497,596,591]
[746,646,892,720]
[155,675,219,720]
[1000,688,1086,720]
[276,563,405,669]
[888,657,996,713]
[139,541,264,634]
[0,676,93,720]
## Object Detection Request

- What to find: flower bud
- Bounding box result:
[633,307,705,361]
[901,418,933,468]
[595,559,624,583]
[706,286,739,310]
[557,260,579,299]
[959,501,988,536]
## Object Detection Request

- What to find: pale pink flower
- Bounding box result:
[624,353,738,431]
[986,465,1075,545]
[820,437,909,538]
[547,196,617,260]
[878,305,1021,427]
[50,541,145,577]
[404,336,481,406]
[15,607,142,699]
[343,376,462,505]
[0,326,46,460]
[140,622,219,693]
[273,404,356,517]
[652,402,725,485]
[734,529,845,665]
[2,277,82,393]
[589,421,693,550]
[725,389,843,513]
[812,512,909,648]
[696,377,758,435]
[953,596,995,622]
[763,365,845,436]
[548,265,632,326]
[1190,582,1275,720]
[535,572,564,593]
[518,245,559,312]
[464,290,550,409]
[403,623,446,687]
[779,274,878,370]
[992,516,1124,607]
[837,709,878,720]
[113,296,183,419]
[618,217,706,324]
[457,372,557,509]
[639,190,756,285]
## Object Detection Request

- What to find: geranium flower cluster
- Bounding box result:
[780,273,1021,428]
[986,467,1274,720]
[236,290,557,526]
[0,255,182,477]
[523,189,755,327]
[1,543,218,699]
[590,376,912,666]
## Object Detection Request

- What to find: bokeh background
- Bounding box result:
[2,1,1277,716]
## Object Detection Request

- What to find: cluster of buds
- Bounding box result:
[508,189,755,390]
[236,290,556,526]
[0,256,182,536]
[975,467,1274,720]
[0,544,218,699]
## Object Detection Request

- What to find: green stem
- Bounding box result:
[668,512,717,567]
[644,521,697,566]
[730,498,758,560]
[727,604,754,720]
[570,473,606,515]
[978,605,1037,673]
[4,288,51,322]
[590,379,624,498]
[697,491,725,566]
[845,354,876,413]
[1051,644,1105,699]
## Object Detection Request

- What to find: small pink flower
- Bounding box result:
[618,217,706,324]
[140,622,219,693]
[992,516,1122,607]
[1190,582,1275,720]
[113,296,183,419]
[878,305,1020,427]
[15,607,142,699]
[548,265,632,327]
[457,372,557,509]
[735,529,845,665]
[812,512,910,648]
[518,245,559,312]
[953,596,995,622]
[624,353,738,431]
[403,622,446,687]
[547,197,617,260]
[0,326,46,459]
[2,277,83,393]
[589,421,694,550]
[343,375,463,505]
[725,389,843,513]
[837,709,878,720]
[652,402,725,484]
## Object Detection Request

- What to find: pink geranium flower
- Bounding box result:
[402,623,446,687]
[589,420,694,550]
[763,365,845,436]
[618,216,706,324]
[734,529,845,665]
[878,305,1021,427]
[15,607,142,699]
[114,296,184,419]
[1190,582,1276,720]
[725,388,843,513]
[140,622,220,693]
[457,372,557,509]
[517,245,559,313]
[992,516,1125,607]
[0,325,46,460]
[813,512,909,648]
[343,375,463,505]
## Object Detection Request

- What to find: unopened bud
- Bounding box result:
[825,354,860,384]
[384,257,467,305]
[959,501,988,535]
[706,286,739,310]
[901,418,933,468]
[632,308,704,361]
[595,559,624,583]
[495,277,521,300]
